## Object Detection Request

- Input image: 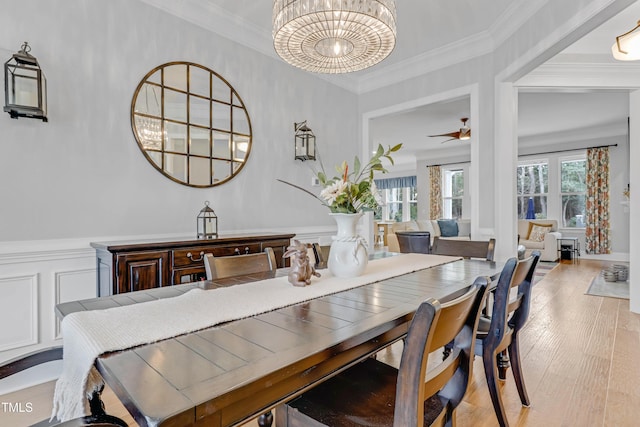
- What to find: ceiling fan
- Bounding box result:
[428,118,471,143]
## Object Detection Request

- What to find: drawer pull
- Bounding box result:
[186,251,205,262]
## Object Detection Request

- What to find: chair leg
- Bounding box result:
[497,349,510,380]
[508,334,530,407]
[483,349,510,427]
[80,384,127,426]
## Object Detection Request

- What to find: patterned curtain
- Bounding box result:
[585,147,611,254]
[429,166,442,219]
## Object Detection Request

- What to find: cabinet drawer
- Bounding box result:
[173,244,261,267]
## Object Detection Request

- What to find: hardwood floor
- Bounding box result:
[1,259,638,426]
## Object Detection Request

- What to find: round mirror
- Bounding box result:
[131,62,252,187]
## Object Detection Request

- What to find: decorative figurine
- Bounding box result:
[283,240,321,287]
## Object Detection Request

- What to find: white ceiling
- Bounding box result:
[140,0,638,166]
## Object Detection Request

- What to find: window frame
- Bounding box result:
[558,154,587,229]
[442,168,464,219]
[516,158,549,220]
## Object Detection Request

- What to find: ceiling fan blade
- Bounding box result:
[428,131,460,138]
[440,138,458,143]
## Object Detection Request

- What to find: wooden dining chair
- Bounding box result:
[0,346,127,426]
[308,242,329,269]
[396,230,432,254]
[203,247,277,280]
[276,275,491,427]
[475,251,540,427]
[431,236,496,261]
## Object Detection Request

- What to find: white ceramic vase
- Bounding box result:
[327,212,369,278]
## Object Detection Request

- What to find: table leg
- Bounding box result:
[258,410,273,427]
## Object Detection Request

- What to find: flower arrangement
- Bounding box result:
[278,143,402,214]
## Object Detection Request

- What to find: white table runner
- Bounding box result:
[52,253,460,421]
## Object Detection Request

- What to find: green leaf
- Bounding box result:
[353,156,361,176]
[376,144,384,157]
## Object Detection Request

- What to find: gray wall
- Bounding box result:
[0,0,358,243]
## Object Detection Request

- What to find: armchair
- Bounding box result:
[517,220,561,262]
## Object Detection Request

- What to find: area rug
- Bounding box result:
[534,261,558,284]
[586,264,630,299]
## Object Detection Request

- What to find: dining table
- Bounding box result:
[55,253,502,427]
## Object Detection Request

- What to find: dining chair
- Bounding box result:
[395,230,432,254]
[203,247,277,280]
[309,242,329,269]
[431,236,496,261]
[475,251,540,427]
[0,346,127,426]
[275,275,491,427]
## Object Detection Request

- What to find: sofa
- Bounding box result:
[518,219,561,261]
[386,219,470,253]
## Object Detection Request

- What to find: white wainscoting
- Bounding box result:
[0,274,38,353]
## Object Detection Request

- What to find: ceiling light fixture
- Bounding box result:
[272,0,397,74]
[612,20,640,60]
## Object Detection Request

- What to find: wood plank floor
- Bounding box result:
[1,259,638,427]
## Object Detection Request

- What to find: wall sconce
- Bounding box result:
[4,42,47,121]
[197,201,218,239]
[612,20,640,61]
[294,120,316,161]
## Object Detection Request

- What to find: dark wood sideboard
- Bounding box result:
[91,233,295,296]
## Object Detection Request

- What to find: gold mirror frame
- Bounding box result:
[131,62,252,187]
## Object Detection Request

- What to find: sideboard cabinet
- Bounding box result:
[91,233,295,296]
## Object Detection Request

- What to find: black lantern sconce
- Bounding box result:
[4,42,47,122]
[197,201,218,239]
[294,120,316,161]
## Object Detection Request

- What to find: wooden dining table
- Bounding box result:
[55,255,502,427]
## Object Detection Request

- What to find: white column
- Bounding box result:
[493,83,519,261]
[629,91,640,313]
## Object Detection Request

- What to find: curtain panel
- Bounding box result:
[585,147,611,254]
[429,166,442,219]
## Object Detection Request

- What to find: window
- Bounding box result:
[442,169,463,219]
[373,176,417,222]
[517,161,548,219]
[560,157,586,228]
[387,187,404,222]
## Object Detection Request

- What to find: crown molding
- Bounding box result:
[355,30,494,94]
[517,61,640,88]
[519,120,627,148]
[139,0,272,54]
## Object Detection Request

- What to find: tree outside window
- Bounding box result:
[442,170,463,219]
[517,161,548,219]
[560,158,586,228]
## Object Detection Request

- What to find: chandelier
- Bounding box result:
[272,0,397,74]
[612,20,640,61]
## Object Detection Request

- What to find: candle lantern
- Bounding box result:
[294,120,316,161]
[4,42,47,121]
[197,201,218,239]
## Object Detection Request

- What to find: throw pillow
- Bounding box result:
[526,222,553,240]
[528,224,551,242]
[437,219,459,237]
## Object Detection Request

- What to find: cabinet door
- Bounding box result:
[116,251,170,294]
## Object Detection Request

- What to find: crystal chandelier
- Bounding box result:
[272,0,397,74]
